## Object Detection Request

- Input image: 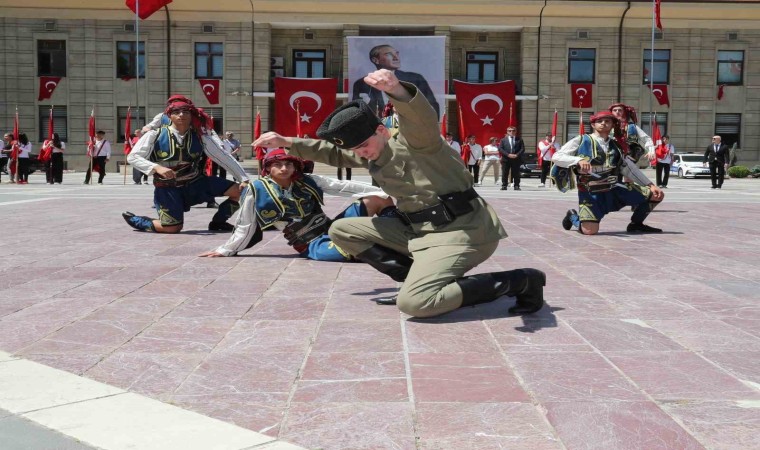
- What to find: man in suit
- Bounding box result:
[352,44,440,118]
[498,126,524,190]
[703,135,730,189]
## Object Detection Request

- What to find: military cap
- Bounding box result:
[317,100,381,148]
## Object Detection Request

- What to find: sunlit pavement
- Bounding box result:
[1,169,758,450]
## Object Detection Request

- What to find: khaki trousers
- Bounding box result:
[480,159,501,183]
[329,217,499,318]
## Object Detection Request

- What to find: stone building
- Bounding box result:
[1,0,758,169]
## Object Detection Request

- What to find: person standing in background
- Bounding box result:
[703,135,730,189]
[480,137,501,185]
[15,133,32,184]
[537,132,559,187]
[656,135,675,188]
[462,135,482,186]
[85,131,110,184]
[498,126,524,190]
[45,133,65,184]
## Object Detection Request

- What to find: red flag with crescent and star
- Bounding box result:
[440,112,446,137]
[87,108,96,156]
[274,77,336,138]
[125,0,172,20]
[571,84,593,108]
[717,84,725,100]
[454,80,516,147]
[38,76,61,101]
[198,79,220,105]
[649,84,670,107]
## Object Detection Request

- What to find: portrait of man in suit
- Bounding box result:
[349,38,443,119]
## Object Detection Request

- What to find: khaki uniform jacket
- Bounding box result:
[288,82,507,253]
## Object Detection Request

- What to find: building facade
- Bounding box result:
[1,0,759,169]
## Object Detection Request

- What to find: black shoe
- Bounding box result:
[374,295,398,305]
[661,185,667,188]
[626,222,662,233]
[500,186,508,190]
[457,268,546,314]
[208,221,234,232]
[207,201,219,208]
[562,209,577,231]
[514,186,521,191]
[355,245,413,282]
[711,186,717,189]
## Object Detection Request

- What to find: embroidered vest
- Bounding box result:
[151,126,205,166]
[253,176,324,228]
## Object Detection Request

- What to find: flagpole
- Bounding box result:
[649,0,656,134]
[135,0,141,139]
[89,106,94,185]
[124,106,129,186]
[14,106,19,183]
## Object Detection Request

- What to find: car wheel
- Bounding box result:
[678,168,684,178]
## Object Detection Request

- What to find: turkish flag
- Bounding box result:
[454,80,516,147]
[652,115,666,159]
[579,111,586,135]
[125,0,172,20]
[124,107,132,154]
[87,108,96,156]
[274,77,337,138]
[198,79,220,105]
[717,84,725,100]
[253,110,265,159]
[38,76,61,101]
[655,0,663,31]
[649,84,670,107]
[571,84,593,108]
[440,112,446,137]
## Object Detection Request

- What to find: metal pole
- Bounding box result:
[135,0,140,128]
[649,0,656,132]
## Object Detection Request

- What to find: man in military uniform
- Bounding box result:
[551,110,665,235]
[253,69,545,319]
[122,95,249,233]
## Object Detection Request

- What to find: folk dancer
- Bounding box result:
[551,110,665,235]
[122,95,249,233]
[200,149,395,260]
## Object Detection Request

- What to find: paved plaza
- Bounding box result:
[0,168,759,449]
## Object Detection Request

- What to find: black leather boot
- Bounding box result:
[354,245,413,282]
[456,268,546,314]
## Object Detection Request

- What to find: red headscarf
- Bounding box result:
[164,95,214,136]
[262,148,304,179]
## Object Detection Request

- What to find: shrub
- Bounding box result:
[728,165,750,178]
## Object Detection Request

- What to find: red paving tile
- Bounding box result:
[2,177,760,449]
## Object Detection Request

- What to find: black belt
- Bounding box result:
[401,187,479,226]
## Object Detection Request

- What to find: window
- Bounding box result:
[715,113,741,148]
[38,106,68,142]
[116,41,145,79]
[565,111,591,142]
[37,40,66,77]
[203,107,224,134]
[640,112,668,138]
[292,50,326,78]
[643,49,671,84]
[717,50,744,85]
[466,52,498,83]
[195,42,224,78]
[116,107,145,143]
[568,48,595,83]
